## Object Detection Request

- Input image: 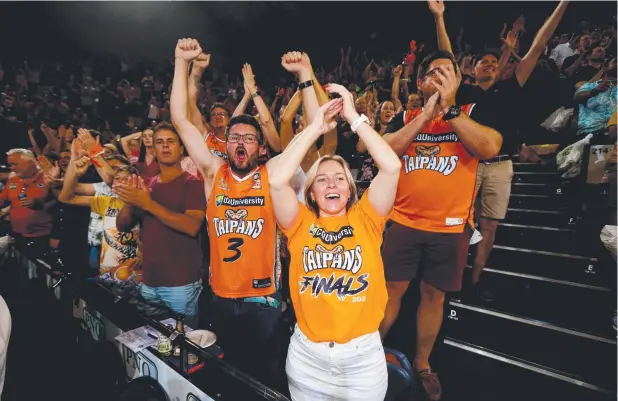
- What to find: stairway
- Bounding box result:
[439,162,617,401]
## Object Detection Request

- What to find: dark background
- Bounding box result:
[0,2,615,76]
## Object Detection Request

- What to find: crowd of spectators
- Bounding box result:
[0,1,616,400]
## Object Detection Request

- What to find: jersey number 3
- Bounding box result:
[223,238,244,262]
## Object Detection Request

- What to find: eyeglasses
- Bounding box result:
[227,133,259,144]
[212,112,229,118]
[423,68,441,79]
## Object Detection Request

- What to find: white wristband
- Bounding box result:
[350,114,370,133]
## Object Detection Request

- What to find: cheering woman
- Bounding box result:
[268,83,401,400]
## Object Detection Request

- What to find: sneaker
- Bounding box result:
[470,229,483,245]
[613,310,617,331]
[415,367,442,401]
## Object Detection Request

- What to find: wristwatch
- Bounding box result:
[350,114,370,133]
[442,105,462,121]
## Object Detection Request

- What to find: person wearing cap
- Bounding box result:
[431,0,569,301]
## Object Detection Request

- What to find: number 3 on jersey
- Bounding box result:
[223,237,244,262]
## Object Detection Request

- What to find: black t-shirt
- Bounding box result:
[561,55,600,84]
[455,77,523,155]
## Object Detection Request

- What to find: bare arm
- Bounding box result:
[429,0,453,54]
[57,158,93,207]
[144,203,204,237]
[402,62,412,99]
[297,56,320,125]
[120,132,141,158]
[253,94,282,152]
[242,63,281,152]
[391,65,404,112]
[77,129,116,185]
[342,107,401,217]
[269,122,326,230]
[91,154,116,186]
[171,40,224,182]
[383,108,434,157]
[450,111,502,160]
[74,183,97,196]
[116,205,141,233]
[188,54,211,135]
[270,91,282,117]
[516,1,569,87]
[41,126,61,154]
[232,90,251,118]
[280,90,302,151]
[312,71,337,156]
[574,82,607,105]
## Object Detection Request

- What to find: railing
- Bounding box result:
[8,242,290,401]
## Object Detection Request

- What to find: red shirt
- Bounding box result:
[0,173,53,237]
[139,172,206,287]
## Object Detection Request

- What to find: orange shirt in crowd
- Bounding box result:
[281,191,388,344]
[390,105,479,234]
[0,172,53,237]
[205,132,228,160]
[206,165,279,298]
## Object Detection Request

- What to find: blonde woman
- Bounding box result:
[268,84,401,400]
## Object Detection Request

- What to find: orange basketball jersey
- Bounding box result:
[206,164,279,298]
[205,132,228,160]
[390,104,479,233]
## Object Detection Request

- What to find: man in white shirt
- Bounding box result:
[550,34,590,70]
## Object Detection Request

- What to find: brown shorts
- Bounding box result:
[382,221,472,292]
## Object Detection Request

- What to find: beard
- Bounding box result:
[228,150,258,177]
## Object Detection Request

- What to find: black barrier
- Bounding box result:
[10,243,290,401]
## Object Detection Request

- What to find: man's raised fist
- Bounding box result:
[175,38,202,62]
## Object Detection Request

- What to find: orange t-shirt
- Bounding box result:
[206,165,279,298]
[281,191,388,344]
[205,132,228,160]
[390,105,479,233]
[0,172,53,237]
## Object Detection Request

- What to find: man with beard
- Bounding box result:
[115,122,206,328]
[431,0,568,301]
[171,39,311,392]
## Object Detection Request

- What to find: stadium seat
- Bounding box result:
[385,347,417,401]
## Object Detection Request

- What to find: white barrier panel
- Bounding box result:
[73,300,214,401]
[16,249,214,401]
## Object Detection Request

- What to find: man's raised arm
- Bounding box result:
[171,38,224,181]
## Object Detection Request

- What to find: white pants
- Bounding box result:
[0,295,11,399]
[286,326,387,401]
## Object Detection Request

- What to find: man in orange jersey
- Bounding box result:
[379,51,503,401]
[0,149,56,255]
[186,51,231,160]
[171,39,312,391]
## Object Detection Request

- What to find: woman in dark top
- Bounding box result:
[135,128,160,180]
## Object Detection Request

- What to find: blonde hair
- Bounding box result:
[304,155,358,217]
